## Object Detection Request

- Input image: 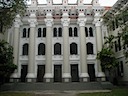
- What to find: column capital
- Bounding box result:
[61,18,70,27]
[28,13,38,27]
[28,19,38,27]
[93,20,102,27]
[77,18,87,27]
[44,18,53,27]
[14,14,22,28]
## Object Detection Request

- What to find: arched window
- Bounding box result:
[85,27,88,37]
[28,28,30,37]
[38,28,42,37]
[58,27,62,37]
[86,43,93,54]
[53,28,57,37]
[74,27,78,37]
[70,43,78,55]
[38,43,45,55]
[23,28,26,37]
[54,43,61,55]
[43,28,46,37]
[89,27,93,37]
[69,27,72,37]
[22,43,29,55]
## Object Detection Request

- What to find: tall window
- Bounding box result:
[74,27,78,37]
[23,28,26,37]
[85,27,88,37]
[87,43,93,54]
[43,28,46,37]
[69,27,72,37]
[38,28,42,37]
[70,43,78,55]
[38,43,45,55]
[28,28,30,37]
[89,27,93,37]
[53,28,57,37]
[112,20,115,31]
[115,19,118,28]
[117,61,124,77]
[22,43,28,55]
[54,43,61,55]
[58,27,62,37]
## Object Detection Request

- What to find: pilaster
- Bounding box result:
[77,17,89,82]
[26,13,37,82]
[44,12,53,82]
[61,12,71,82]
[94,13,105,81]
[10,14,22,82]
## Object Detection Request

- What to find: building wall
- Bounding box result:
[8,0,107,83]
[105,0,128,85]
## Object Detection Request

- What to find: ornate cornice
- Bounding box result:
[14,14,22,28]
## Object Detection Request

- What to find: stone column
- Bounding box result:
[61,18,71,82]
[26,13,37,82]
[44,13,53,82]
[94,17,105,81]
[10,14,22,82]
[77,18,89,82]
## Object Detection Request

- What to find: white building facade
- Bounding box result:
[104,0,128,85]
[7,0,108,83]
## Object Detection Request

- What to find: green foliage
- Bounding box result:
[121,26,128,62]
[0,0,27,33]
[102,7,128,65]
[0,40,17,83]
[78,88,128,96]
[102,13,114,30]
[97,48,117,71]
[0,92,33,96]
[97,35,117,71]
[104,35,115,48]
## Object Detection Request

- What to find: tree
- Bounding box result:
[0,40,17,84]
[97,35,118,71]
[0,0,27,33]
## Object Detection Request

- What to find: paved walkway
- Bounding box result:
[34,90,111,96]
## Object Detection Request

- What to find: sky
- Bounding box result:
[28,0,118,6]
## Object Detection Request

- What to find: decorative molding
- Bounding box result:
[14,14,22,28]
[28,13,38,27]
[46,12,53,18]
[95,21,102,27]
[61,18,70,27]
[44,19,53,27]
[28,19,38,27]
[62,12,69,18]
[77,18,87,27]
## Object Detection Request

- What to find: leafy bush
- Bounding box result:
[0,40,17,84]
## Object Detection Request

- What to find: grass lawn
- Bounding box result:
[78,88,128,96]
[0,87,128,96]
[0,92,34,96]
